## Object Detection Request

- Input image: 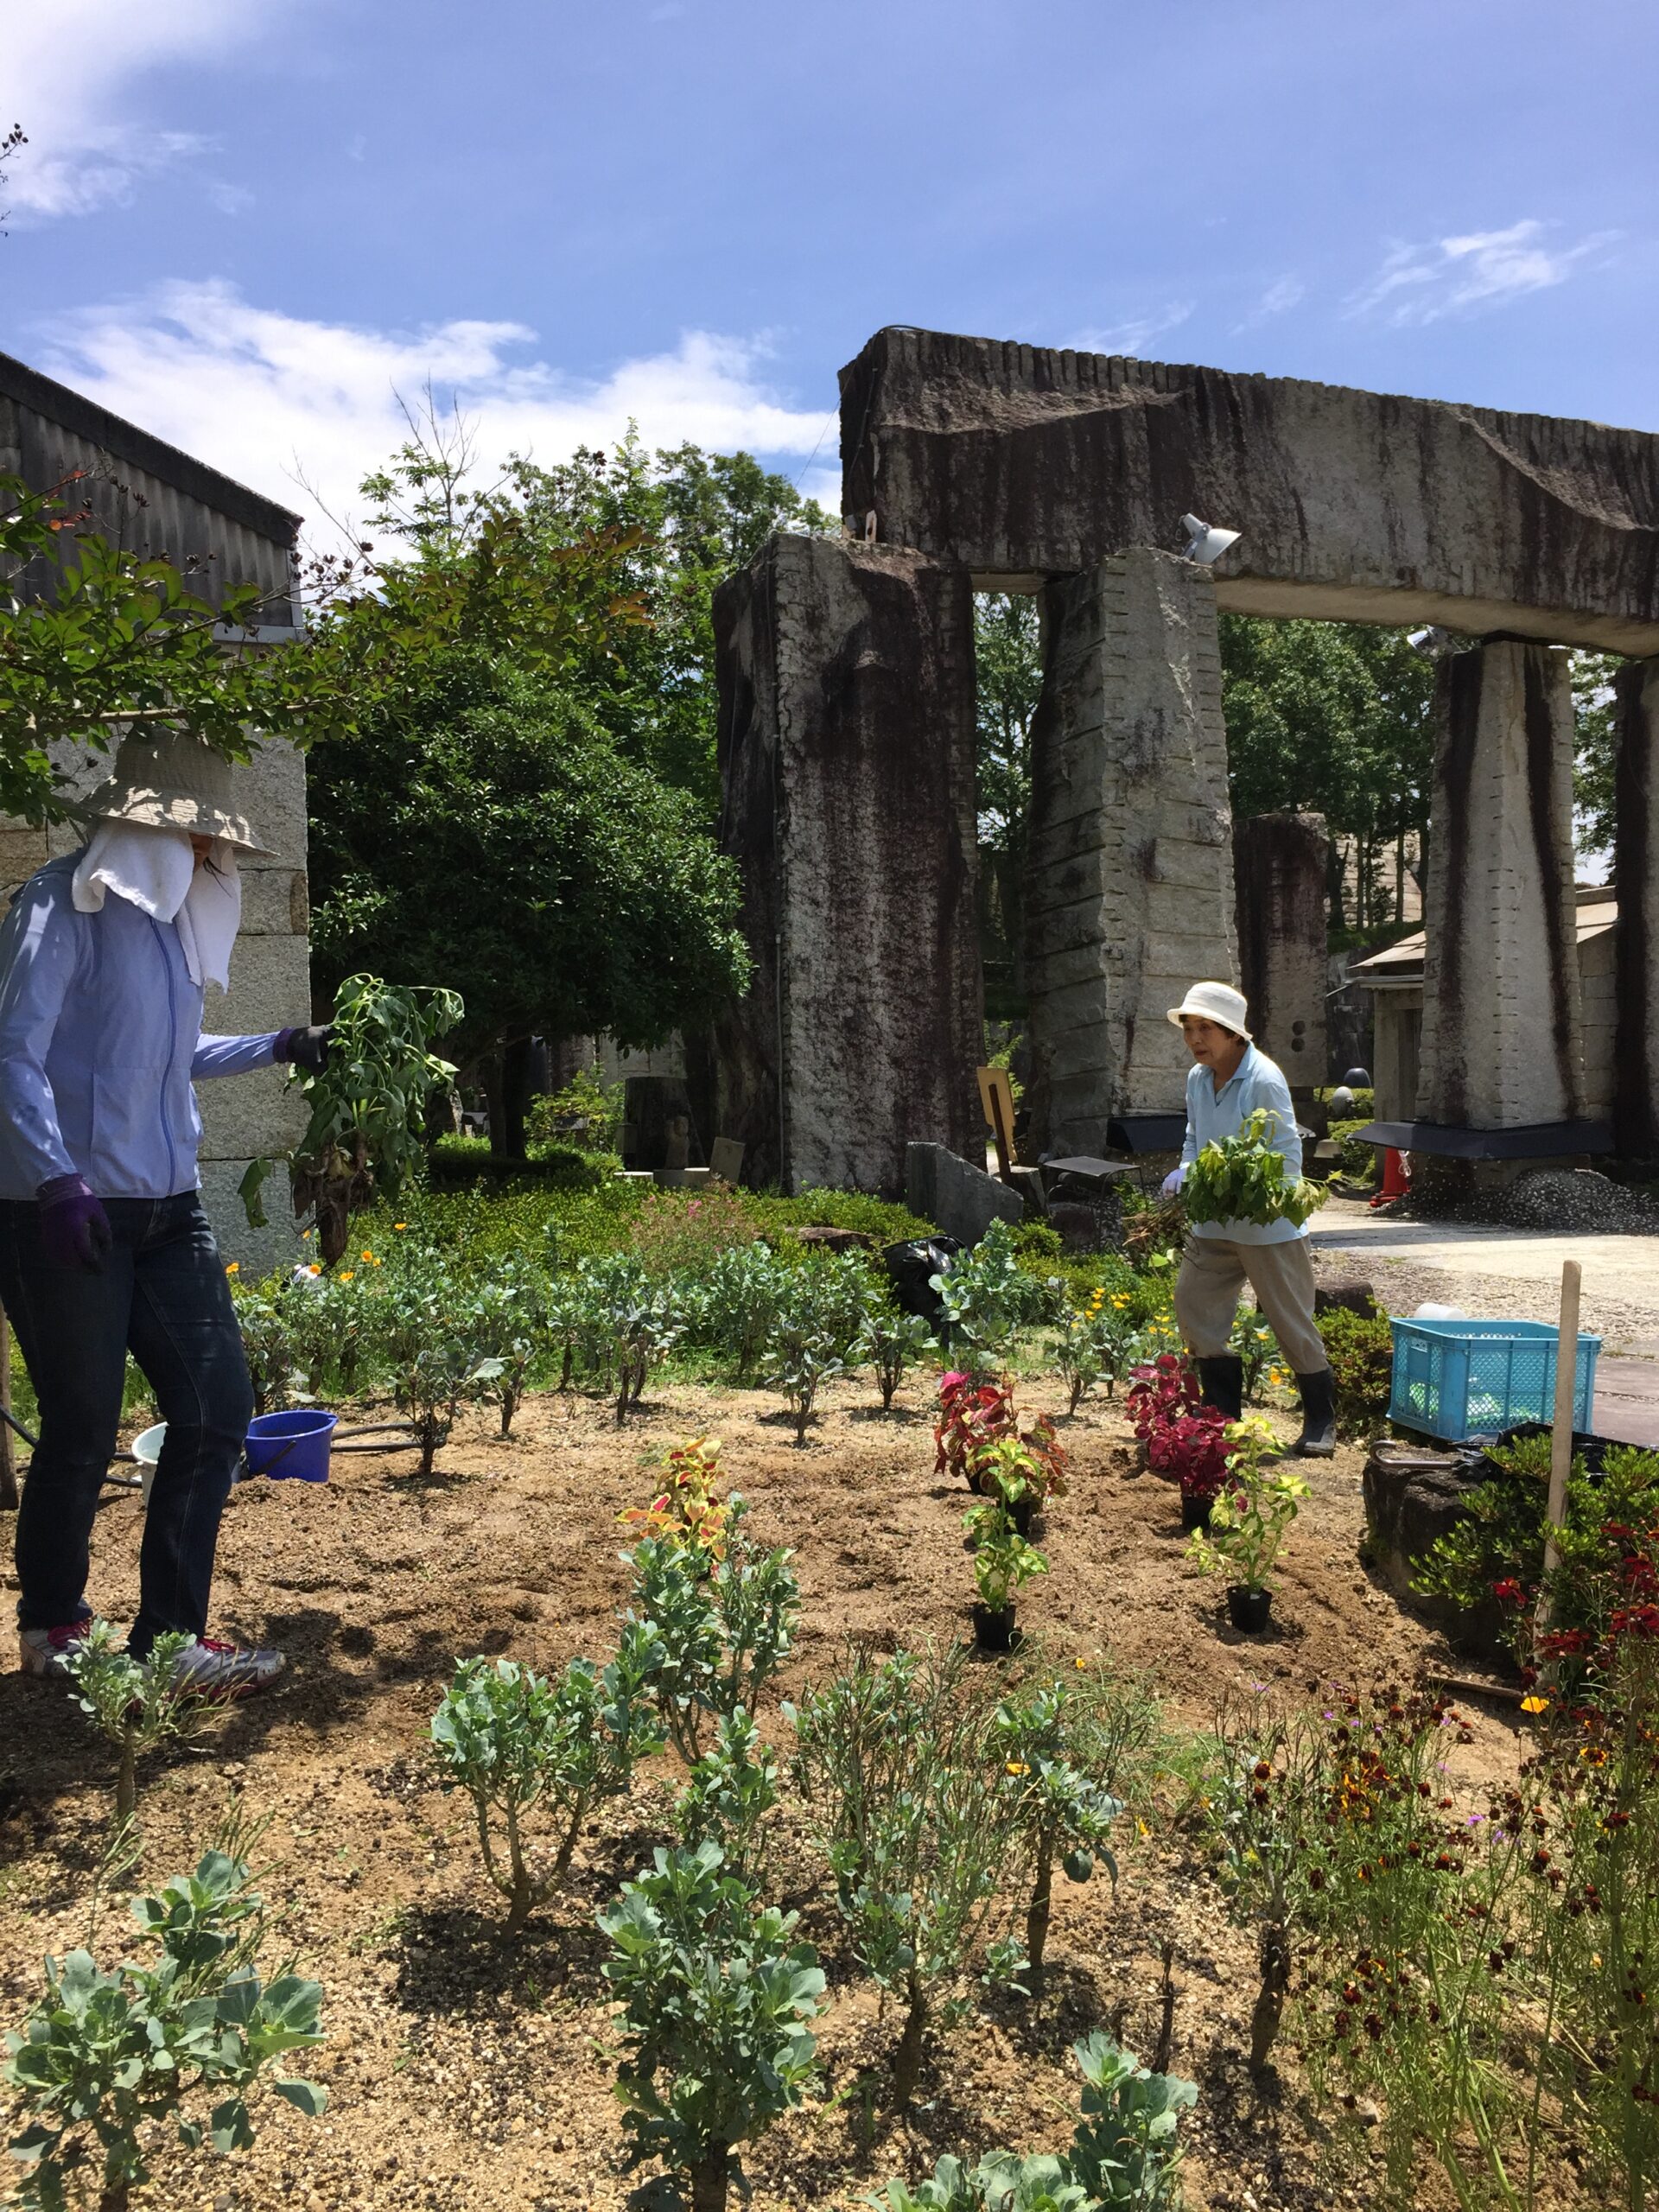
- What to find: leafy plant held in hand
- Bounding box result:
[1182,1108,1326,1231]
[600,1840,823,2212]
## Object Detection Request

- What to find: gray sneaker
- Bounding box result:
[20,1621,94,1678]
[168,1636,286,1697]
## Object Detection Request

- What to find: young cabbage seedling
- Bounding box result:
[430,1626,664,1932]
[67,1624,226,1835]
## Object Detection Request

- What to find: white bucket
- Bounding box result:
[131,1421,167,1505]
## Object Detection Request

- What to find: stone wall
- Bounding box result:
[710,533,982,1193]
[1023,549,1236,1154]
[1233,812,1328,1090]
[1416,643,1584,1128]
[0,737,312,1274]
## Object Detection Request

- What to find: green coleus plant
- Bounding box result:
[1185,1419,1309,1594]
[599,1839,824,2212]
[429,1628,664,1932]
[3,1845,327,2212]
[964,1499,1049,1614]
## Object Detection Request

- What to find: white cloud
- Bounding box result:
[1066,302,1194,359]
[5,1,272,219]
[1231,275,1305,334]
[1346,219,1620,327]
[31,282,839,538]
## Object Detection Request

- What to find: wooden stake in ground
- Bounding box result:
[0,1303,16,1512]
[1534,1259,1582,1640]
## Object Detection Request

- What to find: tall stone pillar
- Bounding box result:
[1233,812,1329,1089]
[709,533,982,1195]
[1613,658,1659,1155]
[1023,549,1237,1155]
[1416,643,1583,1128]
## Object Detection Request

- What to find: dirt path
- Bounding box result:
[0,1377,1514,2212]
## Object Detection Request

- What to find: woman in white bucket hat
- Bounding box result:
[1160,981,1337,1455]
[0,730,333,1691]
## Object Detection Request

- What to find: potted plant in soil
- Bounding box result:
[1185,1417,1309,1632]
[969,1421,1068,1537]
[965,1499,1047,1649]
[1127,1356,1231,1527]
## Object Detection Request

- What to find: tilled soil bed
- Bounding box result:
[0,1376,1519,2212]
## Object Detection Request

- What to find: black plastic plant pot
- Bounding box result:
[1180,1492,1214,1532]
[973,1602,1018,1652]
[1226,1584,1273,1633]
[1009,1497,1037,1539]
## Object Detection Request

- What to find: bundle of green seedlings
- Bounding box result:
[1182,1108,1326,1230]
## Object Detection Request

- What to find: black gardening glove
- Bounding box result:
[275,1024,334,1073]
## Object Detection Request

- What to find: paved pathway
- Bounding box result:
[1307,1199,1659,1446]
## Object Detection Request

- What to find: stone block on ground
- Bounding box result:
[1361,1442,1509,1660]
[1314,1280,1382,1319]
[906,1141,1025,1247]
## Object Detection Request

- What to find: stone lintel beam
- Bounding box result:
[840,327,1659,655]
[1416,642,1584,1130]
[1614,658,1659,1155]
[709,532,981,1196]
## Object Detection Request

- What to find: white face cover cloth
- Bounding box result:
[71,821,242,992]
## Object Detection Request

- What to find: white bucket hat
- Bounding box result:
[1166,981,1252,1039]
[76,728,276,856]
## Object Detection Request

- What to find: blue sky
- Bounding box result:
[4,0,1655,540]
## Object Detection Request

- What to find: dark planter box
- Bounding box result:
[972,1602,1018,1652]
[1226,1585,1273,1633]
[1180,1492,1214,1531]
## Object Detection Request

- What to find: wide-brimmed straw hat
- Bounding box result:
[1166,981,1252,1039]
[77,729,276,856]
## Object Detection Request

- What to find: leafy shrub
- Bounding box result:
[600,1840,823,2212]
[874,2031,1196,2210]
[570,1253,683,1421]
[625,1503,799,1764]
[932,1219,1050,1374]
[430,1632,664,1930]
[632,1185,762,1274]
[992,1675,1127,1994]
[766,1332,843,1446]
[1056,1288,1145,1414]
[3,1844,327,2212]
[1328,1116,1382,1180]
[858,1306,937,1411]
[675,1707,779,1878]
[469,1262,551,1435]
[1313,1305,1393,1436]
[426,1132,608,1188]
[689,1244,791,1382]
[377,1280,504,1473]
[1185,1421,1309,1593]
[789,1642,1017,2102]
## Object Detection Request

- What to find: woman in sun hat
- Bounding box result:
[0,729,334,1689]
[1160,981,1336,1456]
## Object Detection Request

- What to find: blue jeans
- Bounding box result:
[0,1193,253,1656]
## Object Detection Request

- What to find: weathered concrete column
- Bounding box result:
[1234,812,1329,1088]
[1023,549,1237,1154]
[1416,643,1583,1128]
[1613,658,1659,1155]
[709,533,981,1194]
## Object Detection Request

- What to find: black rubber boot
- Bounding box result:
[1195,1355,1244,1422]
[1294,1369,1338,1457]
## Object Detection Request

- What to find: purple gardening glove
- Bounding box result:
[274,1024,334,1072]
[38,1174,113,1273]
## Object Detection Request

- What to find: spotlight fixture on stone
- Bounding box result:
[1408,626,1459,658]
[1179,512,1241,564]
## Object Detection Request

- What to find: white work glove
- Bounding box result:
[1160,1166,1185,1198]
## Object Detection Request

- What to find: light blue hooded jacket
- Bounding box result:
[0,853,282,1201]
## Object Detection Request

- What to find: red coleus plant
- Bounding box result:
[1126,1352,1232,1500]
[934,1371,1066,1503]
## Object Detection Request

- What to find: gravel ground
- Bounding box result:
[1312,1245,1659,1355]
[1396,1168,1659,1236]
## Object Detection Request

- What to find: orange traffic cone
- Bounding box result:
[1370,1147,1410,1208]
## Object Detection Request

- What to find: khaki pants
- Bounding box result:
[1173,1232,1328,1375]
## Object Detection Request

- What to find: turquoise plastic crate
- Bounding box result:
[1388,1317,1601,1442]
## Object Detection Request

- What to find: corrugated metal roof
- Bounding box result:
[1352,887,1618,982]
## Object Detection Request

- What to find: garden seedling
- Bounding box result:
[993,1675,1133,1997]
[765,1328,843,1446]
[858,1306,937,1412]
[430,1628,664,1931]
[67,1625,226,1835]
[471,1262,552,1436]
[572,1254,683,1421]
[599,1840,823,2212]
[675,1706,779,1878]
[624,1503,799,1765]
[964,1499,1047,1616]
[1185,1420,1309,1595]
[872,2030,1196,2210]
[3,1845,327,2212]
[789,1641,1019,2103]
[377,1280,504,1474]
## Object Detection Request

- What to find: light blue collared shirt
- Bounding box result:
[1179,1040,1306,1245]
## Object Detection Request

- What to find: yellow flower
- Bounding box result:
[393,1222,407,1231]
[1074,1656,1087,1669]
[1520,1694,1550,1715]
[224,1261,239,1275]
[360,1249,374,1262]
[1006,1761,1029,1777]
[339,1270,354,1282]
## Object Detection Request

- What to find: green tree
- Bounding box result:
[974,594,1043,1001]
[1570,651,1621,861]
[307,650,751,1152]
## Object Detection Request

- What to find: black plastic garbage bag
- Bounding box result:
[882,1236,963,1329]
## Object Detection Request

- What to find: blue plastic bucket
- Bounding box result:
[245,1408,339,1483]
